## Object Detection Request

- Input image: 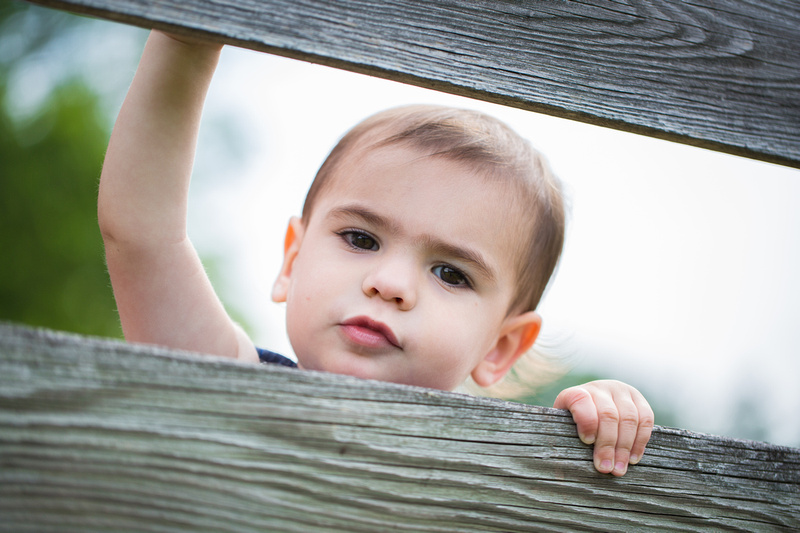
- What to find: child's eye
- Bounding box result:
[432,265,471,288]
[339,230,379,251]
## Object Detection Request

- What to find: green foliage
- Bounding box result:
[0,2,121,337]
[0,1,250,340]
[0,78,121,337]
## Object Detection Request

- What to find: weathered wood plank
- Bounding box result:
[24,0,800,168]
[1,323,798,531]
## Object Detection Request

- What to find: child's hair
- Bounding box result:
[302,104,566,316]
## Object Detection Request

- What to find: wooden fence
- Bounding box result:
[26,0,800,168]
[5,0,800,530]
[1,323,798,531]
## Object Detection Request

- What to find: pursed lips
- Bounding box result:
[340,316,401,349]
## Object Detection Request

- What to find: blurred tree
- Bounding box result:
[0,79,120,336]
[0,2,121,336]
[0,1,252,339]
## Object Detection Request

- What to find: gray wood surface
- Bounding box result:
[25,0,800,168]
[1,323,798,531]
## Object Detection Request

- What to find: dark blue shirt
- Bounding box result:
[256,347,298,368]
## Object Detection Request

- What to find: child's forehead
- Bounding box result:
[319,143,525,220]
[329,142,510,195]
[315,144,528,267]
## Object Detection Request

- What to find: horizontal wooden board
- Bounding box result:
[25,0,800,168]
[1,323,798,531]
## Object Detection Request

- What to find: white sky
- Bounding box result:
[186,46,800,447]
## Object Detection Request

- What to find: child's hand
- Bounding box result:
[554,380,654,476]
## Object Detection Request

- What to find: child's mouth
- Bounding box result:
[340,316,400,349]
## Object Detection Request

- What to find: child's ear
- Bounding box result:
[271,216,305,303]
[471,311,542,388]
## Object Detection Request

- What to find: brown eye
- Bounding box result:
[433,265,471,288]
[341,231,379,251]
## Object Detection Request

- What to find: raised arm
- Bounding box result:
[98,31,257,362]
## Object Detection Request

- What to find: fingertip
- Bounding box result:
[579,432,596,445]
[595,457,614,474]
[629,443,648,465]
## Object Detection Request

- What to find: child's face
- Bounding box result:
[272,145,540,391]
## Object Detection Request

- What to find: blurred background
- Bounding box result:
[2,0,799,447]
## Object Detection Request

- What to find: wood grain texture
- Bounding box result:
[25,0,800,168]
[1,323,798,531]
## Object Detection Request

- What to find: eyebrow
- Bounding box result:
[328,204,497,283]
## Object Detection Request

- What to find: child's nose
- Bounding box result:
[362,255,418,310]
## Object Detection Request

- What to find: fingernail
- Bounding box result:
[598,459,613,472]
[580,433,595,445]
[629,454,640,465]
[614,461,627,475]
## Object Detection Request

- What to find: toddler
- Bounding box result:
[99,31,653,477]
